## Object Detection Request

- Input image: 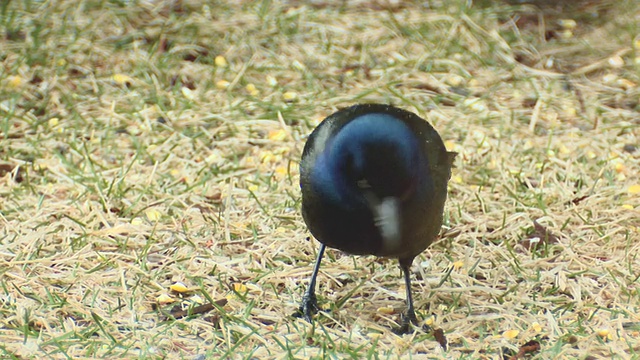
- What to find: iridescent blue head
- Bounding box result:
[316,113,428,204]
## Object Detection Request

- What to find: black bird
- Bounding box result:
[298,103,456,332]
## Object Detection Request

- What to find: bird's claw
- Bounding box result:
[296,292,319,322]
[394,310,428,335]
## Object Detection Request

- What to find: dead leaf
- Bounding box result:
[433,327,447,350]
[520,220,560,251]
[0,163,24,182]
[509,339,541,359]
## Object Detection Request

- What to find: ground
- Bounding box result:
[1,0,639,359]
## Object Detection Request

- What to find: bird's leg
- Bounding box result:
[298,243,326,322]
[395,257,418,334]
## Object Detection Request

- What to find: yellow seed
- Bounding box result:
[558,19,577,29]
[452,260,464,270]
[48,117,59,127]
[181,86,195,99]
[215,55,228,67]
[145,208,162,221]
[156,294,174,304]
[283,91,297,101]
[531,322,542,332]
[445,74,464,87]
[131,218,143,226]
[628,185,640,194]
[616,79,636,90]
[244,156,256,166]
[216,80,230,89]
[451,175,463,184]
[260,151,275,163]
[395,337,409,348]
[170,282,189,293]
[609,151,619,160]
[248,184,259,192]
[112,73,133,85]
[232,283,247,293]
[246,83,259,96]
[57,59,67,66]
[268,129,287,141]
[463,98,486,112]
[559,30,573,39]
[608,56,625,68]
[503,329,520,339]
[622,204,634,210]
[586,151,597,160]
[558,144,570,154]
[596,329,610,338]
[563,106,577,118]
[424,316,435,326]
[8,75,22,88]
[377,307,395,315]
[275,166,287,176]
[34,161,48,171]
[614,163,625,173]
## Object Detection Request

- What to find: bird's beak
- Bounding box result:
[365,193,401,251]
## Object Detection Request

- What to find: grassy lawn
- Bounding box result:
[1,0,639,358]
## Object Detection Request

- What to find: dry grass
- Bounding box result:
[1,0,639,358]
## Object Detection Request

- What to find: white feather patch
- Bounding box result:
[373,197,401,251]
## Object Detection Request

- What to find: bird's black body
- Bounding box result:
[298,104,456,332]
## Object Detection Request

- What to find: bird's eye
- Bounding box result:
[356,179,371,189]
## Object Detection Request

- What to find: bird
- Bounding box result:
[298,103,456,333]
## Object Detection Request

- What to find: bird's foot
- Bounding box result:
[394,310,431,335]
[294,292,319,322]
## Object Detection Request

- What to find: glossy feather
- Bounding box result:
[298,103,455,332]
